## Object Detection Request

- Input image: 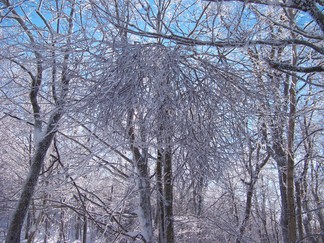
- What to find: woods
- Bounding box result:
[0,0,323,242]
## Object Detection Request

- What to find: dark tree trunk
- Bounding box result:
[5,130,57,243]
[236,152,270,243]
[278,166,289,243]
[295,181,303,241]
[164,146,174,243]
[24,210,31,240]
[272,120,289,243]
[75,216,81,241]
[156,150,165,243]
[3,2,72,241]
[82,216,87,243]
[286,38,297,243]
[59,209,66,243]
[236,183,254,243]
[312,173,324,243]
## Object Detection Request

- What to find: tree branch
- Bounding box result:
[204,0,324,33]
[203,0,301,9]
[267,59,324,73]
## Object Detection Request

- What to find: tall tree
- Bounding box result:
[0,0,83,241]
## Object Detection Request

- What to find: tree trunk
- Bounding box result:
[236,183,254,243]
[193,175,204,217]
[272,131,289,243]
[128,109,153,242]
[276,156,289,243]
[301,169,316,243]
[295,181,303,241]
[82,216,87,243]
[136,153,153,242]
[5,129,57,243]
[228,178,240,227]
[44,214,48,243]
[311,170,324,243]
[75,215,81,241]
[286,133,296,242]
[301,117,317,243]
[3,2,72,241]
[286,33,297,243]
[164,146,174,243]
[236,153,270,243]
[156,150,165,243]
[59,208,66,243]
[24,210,31,240]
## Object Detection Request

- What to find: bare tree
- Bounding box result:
[0,0,83,241]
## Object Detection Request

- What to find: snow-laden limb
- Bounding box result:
[267,59,324,74]
[203,0,317,10]
[112,26,323,75]
[114,25,324,52]
[203,0,324,33]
